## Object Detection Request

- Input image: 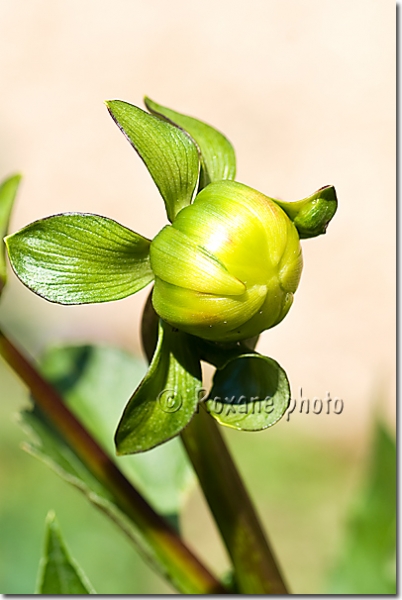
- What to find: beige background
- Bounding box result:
[0,0,395,445]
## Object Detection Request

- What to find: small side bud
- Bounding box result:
[273,185,338,239]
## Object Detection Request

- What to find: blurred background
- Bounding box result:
[0,0,395,594]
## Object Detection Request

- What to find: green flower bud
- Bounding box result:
[150,180,303,342]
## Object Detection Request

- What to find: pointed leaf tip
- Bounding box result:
[36,511,95,594]
[144,97,236,189]
[107,99,200,221]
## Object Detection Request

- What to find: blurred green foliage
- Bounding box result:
[224,417,396,594]
[326,422,396,593]
[0,344,396,594]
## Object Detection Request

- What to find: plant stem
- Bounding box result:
[181,406,289,594]
[141,298,287,593]
[0,328,227,595]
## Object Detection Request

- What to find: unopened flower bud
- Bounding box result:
[150,180,303,343]
[274,185,338,239]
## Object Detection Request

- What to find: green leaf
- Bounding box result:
[205,353,290,431]
[115,321,202,454]
[0,174,21,294]
[39,343,195,517]
[36,511,95,594]
[145,97,236,189]
[5,213,153,304]
[327,422,396,594]
[273,185,338,239]
[106,100,200,222]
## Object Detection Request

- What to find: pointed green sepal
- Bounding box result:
[115,320,202,454]
[273,185,338,239]
[36,512,96,594]
[5,213,153,304]
[144,97,236,189]
[106,100,200,221]
[0,173,21,294]
[205,352,290,431]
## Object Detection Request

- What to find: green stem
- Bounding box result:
[181,406,289,594]
[0,328,227,595]
[141,296,287,593]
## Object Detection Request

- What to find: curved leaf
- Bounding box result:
[106,100,200,221]
[115,321,202,454]
[5,213,153,304]
[36,512,95,594]
[205,353,290,431]
[145,96,236,189]
[0,173,21,294]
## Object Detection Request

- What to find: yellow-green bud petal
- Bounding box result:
[150,181,303,342]
[150,225,245,296]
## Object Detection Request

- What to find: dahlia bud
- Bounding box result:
[150,180,303,342]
